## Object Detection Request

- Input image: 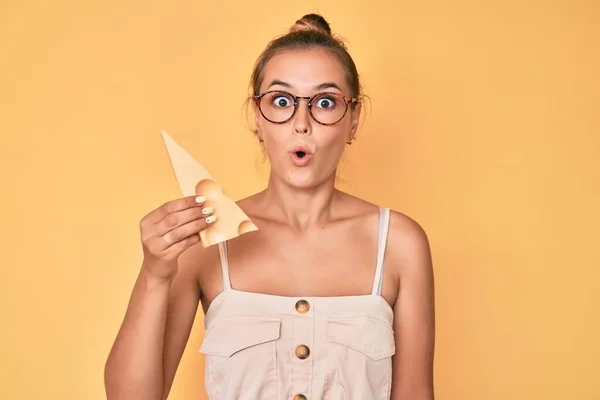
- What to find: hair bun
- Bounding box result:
[290,13,332,36]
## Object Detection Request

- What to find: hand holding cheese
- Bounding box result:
[138,194,215,281]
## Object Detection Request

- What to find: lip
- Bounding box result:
[288,145,313,167]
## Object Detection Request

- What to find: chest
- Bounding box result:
[229,219,381,294]
[198,217,398,313]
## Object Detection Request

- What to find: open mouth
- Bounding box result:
[289,148,312,166]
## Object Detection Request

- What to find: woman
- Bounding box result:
[105,13,435,400]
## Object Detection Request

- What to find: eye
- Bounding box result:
[272,95,292,108]
[315,96,336,109]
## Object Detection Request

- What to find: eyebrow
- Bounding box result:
[314,82,342,92]
[267,79,292,89]
[266,80,343,92]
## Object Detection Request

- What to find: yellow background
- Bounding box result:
[1,1,598,399]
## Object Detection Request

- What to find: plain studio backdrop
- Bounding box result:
[1,1,598,399]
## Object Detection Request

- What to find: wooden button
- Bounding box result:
[293,395,307,400]
[295,299,310,314]
[295,344,310,359]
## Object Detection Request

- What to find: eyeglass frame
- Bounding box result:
[252,90,360,126]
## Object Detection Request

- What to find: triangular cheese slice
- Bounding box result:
[161,130,258,247]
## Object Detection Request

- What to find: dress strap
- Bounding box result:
[217,241,232,291]
[371,207,391,296]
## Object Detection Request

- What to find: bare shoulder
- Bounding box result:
[386,209,433,276]
[388,210,431,255]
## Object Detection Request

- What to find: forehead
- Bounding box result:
[260,48,350,94]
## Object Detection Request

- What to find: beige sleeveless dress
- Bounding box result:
[199,207,395,400]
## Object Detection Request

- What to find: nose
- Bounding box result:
[292,99,311,136]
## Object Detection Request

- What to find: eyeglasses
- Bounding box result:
[253,90,359,126]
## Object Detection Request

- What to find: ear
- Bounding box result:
[347,102,362,142]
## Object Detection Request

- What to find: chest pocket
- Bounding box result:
[200,316,281,400]
[325,316,395,400]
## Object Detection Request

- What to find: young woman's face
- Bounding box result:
[255,48,361,189]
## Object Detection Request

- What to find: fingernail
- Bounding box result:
[202,206,214,215]
[195,195,206,204]
[206,215,217,224]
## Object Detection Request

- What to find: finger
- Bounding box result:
[148,195,206,223]
[158,215,216,251]
[164,234,202,260]
[155,205,213,237]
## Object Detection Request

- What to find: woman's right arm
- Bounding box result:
[104,195,215,400]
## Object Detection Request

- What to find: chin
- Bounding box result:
[281,169,333,190]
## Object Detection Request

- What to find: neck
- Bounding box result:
[260,172,339,230]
